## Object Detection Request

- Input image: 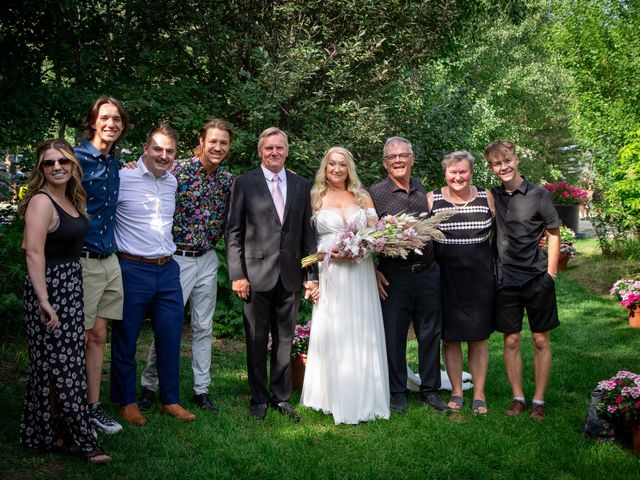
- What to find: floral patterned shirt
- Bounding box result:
[171,156,234,252]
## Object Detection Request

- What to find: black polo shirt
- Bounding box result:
[492,177,561,286]
[368,176,434,265]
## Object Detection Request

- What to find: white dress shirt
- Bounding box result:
[115,158,178,257]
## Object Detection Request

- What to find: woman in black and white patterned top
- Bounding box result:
[427,151,495,415]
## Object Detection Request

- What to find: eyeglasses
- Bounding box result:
[383,152,413,162]
[41,158,72,168]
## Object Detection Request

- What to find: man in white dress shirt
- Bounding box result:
[110,124,196,426]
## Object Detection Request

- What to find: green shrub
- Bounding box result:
[213,243,244,338]
[0,214,25,328]
[593,129,640,258]
[608,128,640,234]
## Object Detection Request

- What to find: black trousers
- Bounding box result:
[243,277,301,405]
[379,262,442,395]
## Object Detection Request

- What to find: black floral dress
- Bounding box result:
[19,192,101,456]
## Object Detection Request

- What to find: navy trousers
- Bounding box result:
[111,258,184,405]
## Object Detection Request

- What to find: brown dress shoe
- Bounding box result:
[120,403,148,426]
[160,403,197,422]
[505,399,526,417]
[531,404,546,420]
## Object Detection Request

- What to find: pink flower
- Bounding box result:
[615,396,623,404]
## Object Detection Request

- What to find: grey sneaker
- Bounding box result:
[90,402,123,434]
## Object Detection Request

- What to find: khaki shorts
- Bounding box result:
[80,254,124,330]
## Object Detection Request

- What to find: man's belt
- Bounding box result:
[380,260,432,273]
[117,252,172,265]
[81,250,112,260]
[174,249,206,258]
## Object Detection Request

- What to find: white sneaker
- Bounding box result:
[89,402,123,434]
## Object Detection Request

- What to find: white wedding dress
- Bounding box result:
[301,207,390,424]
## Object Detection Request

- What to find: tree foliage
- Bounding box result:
[388,6,573,187]
[1,0,572,187]
[549,0,640,248]
[1,1,458,167]
[549,0,640,162]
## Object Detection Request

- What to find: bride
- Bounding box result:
[300,146,390,424]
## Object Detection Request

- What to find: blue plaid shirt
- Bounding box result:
[74,139,120,255]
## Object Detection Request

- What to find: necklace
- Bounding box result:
[449,187,473,209]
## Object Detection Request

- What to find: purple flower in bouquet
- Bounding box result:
[373,238,387,252]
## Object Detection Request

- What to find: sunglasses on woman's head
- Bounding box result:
[41,158,72,168]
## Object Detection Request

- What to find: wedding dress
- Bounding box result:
[301,207,390,424]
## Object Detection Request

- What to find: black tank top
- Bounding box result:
[36,192,89,265]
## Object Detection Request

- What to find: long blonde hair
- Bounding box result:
[18,139,87,217]
[310,146,369,215]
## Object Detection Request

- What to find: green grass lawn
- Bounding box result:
[1,238,639,479]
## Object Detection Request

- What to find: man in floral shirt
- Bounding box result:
[138,119,234,412]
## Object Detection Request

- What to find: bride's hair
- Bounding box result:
[311,146,369,216]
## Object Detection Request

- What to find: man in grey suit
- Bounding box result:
[225,127,317,421]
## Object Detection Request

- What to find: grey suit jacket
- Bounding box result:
[225,166,316,293]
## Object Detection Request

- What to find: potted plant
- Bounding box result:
[596,370,640,453]
[291,321,312,389]
[543,181,589,232]
[610,279,640,328]
[558,226,577,271]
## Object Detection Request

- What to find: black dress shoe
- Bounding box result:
[138,387,155,411]
[249,403,268,420]
[192,393,219,413]
[421,392,452,415]
[390,393,408,413]
[271,401,301,422]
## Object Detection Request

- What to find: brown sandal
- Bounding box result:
[53,438,80,455]
[448,395,464,411]
[87,450,112,465]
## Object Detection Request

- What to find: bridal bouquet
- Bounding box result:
[301,210,455,268]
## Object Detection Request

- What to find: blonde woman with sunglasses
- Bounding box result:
[18,139,110,464]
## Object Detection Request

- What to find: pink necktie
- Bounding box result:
[271,175,285,222]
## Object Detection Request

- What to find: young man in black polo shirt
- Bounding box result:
[484,140,561,420]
